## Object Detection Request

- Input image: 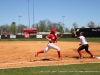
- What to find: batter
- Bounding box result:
[35,28,62,58]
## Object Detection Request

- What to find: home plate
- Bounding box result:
[96,57,100,59]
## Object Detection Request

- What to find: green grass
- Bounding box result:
[0,63,100,75]
[0,38,100,42]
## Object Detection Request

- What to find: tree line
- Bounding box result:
[0,19,100,34]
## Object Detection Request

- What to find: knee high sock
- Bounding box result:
[87,51,93,56]
[37,50,44,55]
[57,51,61,58]
[78,51,82,57]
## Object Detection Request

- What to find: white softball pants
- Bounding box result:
[44,43,60,52]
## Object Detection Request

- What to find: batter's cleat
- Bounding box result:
[35,52,38,57]
[90,55,94,58]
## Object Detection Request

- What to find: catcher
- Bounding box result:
[35,28,63,59]
[73,30,94,59]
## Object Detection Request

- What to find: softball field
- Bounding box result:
[0,41,100,69]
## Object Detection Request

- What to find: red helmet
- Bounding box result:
[51,28,56,34]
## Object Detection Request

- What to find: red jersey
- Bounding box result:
[47,34,58,43]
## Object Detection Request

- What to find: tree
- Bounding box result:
[81,26,85,28]
[58,26,64,33]
[65,27,69,32]
[8,22,17,34]
[87,21,96,28]
[0,24,9,34]
[38,20,48,32]
[17,24,27,33]
[73,22,78,29]
[97,23,100,28]
[32,24,35,28]
[70,28,74,33]
[37,20,64,32]
[35,19,65,33]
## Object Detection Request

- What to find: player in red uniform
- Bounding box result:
[35,28,62,58]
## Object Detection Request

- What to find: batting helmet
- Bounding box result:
[51,28,56,34]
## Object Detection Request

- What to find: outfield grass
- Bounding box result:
[0,63,100,75]
[0,38,100,42]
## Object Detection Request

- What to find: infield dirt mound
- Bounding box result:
[0,41,100,69]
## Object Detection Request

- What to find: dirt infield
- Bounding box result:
[0,41,100,69]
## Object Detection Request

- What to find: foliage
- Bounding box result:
[87,21,96,28]
[17,24,27,33]
[57,25,64,33]
[97,23,100,28]
[0,24,9,34]
[0,20,100,34]
[38,20,48,32]
[73,22,78,29]
[34,20,65,33]
[65,27,69,32]
[81,26,85,28]
[70,28,74,33]
[7,22,17,34]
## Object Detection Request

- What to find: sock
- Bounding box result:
[37,50,44,55]
[78,51,82,57]
[88,51,93,56]
[57,51,61,58]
